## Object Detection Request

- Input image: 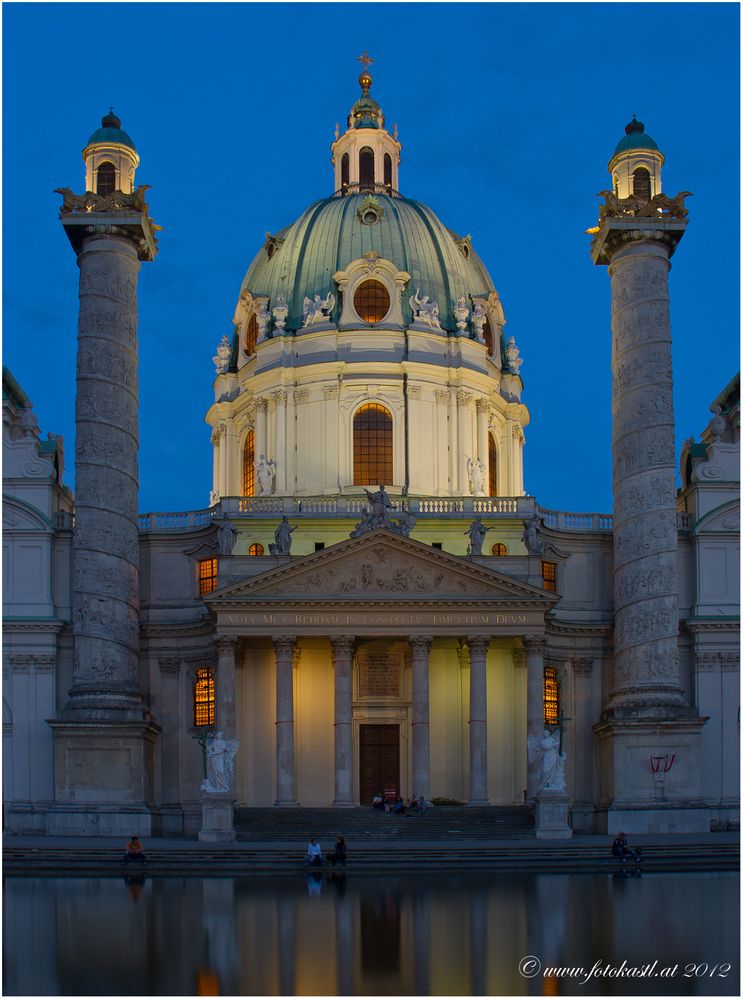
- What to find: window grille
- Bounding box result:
[491,543,507,556]
[353,280,390,323]
[193,667,215,727]
[541,560,557,593]
[198,558,218,596]
[242,431,255,497]
[353,403,393,485]
[96,162,116,196]
[245,314,258,355]
[544,665,560,727]
[248,543,264,556]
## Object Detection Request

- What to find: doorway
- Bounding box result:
[359,724,400,805]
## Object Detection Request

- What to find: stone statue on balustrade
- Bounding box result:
[218,514,237,555]
[409,289,441,329]
[521,513,544,555]
[269,516,296,555]
[212,335,232,376]
[302,291,335,327]
[465,515,490,556]
[201,731,239,794]
[350,485,416,538]
[255,454,276,495]
[466,456,486,496]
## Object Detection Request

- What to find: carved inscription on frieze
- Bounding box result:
[357,649,402,697]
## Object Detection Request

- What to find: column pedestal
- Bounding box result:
[535,789,572,839]
[199,792,236,842]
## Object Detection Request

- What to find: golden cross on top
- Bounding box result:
[357,51,373,71]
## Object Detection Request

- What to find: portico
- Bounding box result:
[207,530,555,807]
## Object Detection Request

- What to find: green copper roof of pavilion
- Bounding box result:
[85,110,137,151]
[240,194,496,331]
[612,116,660,158]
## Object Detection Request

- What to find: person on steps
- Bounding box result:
[123,835,147,864]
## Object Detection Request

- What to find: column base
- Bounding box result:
[535,790,572,839]
[466,798,490,807]
[274,799,300,807]
[199,795,236,842]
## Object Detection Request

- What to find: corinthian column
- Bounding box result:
[466,637,490,804]
[523,635,546,801]
[272,389,287,493]
[592,213,687,714]
[410,635,433,800]
[216,637,237,742]
[331,636,355,806]
[274,636,298,805]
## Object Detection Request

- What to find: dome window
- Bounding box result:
[357,196,384,226]
[483,317,494,356]
[354,280,391,323]
[245,314,258,355]
[242,430,255,497]
[341,153,350,194]
[96,162,116,196]
[353,403,393,486]
[359,147,375,191]
[488,434,498,496]
[632,167,651,201]
[383,153,392,192]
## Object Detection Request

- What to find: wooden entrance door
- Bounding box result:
[359,724,400,806]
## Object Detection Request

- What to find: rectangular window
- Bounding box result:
[314,542,326,551]
[541,560,557,593]
[193,667,216,727]
[544,665,559,727]
[199,557,218,596]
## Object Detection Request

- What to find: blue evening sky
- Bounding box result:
[3,2,739,515]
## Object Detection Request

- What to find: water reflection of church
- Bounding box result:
[2,63,739,837]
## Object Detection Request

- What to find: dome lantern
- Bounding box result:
[608,115,664,201]
[82,108,140,195]
[330,54,402,197]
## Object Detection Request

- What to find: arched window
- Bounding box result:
[632,167,651,201]
[96,162,116,196]
[483,317,494,356]
[353,403,393,485]
[683,453,693,488]
[248,543,264,556]
[543,665,560,727]
[491,543,507,556]
[242,430,255,497]
[383,153,392,191]
[359,147,375,190]
[245,314,258,356]
[354,280,391,323]
[193,667,215,727]
[488,434,498,497]
[341,153,350,194]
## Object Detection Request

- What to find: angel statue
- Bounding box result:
[201,731,239,794]
[302,291,335,327]
[409,288,441,329]
[466,456,486,496]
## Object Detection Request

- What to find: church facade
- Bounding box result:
[3,70,739,837]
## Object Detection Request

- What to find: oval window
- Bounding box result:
[353,280,391,323]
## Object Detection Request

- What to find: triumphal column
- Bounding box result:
[590,118,706,833]
[48,112,159,835]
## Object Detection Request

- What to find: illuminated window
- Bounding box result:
[198,558,218,596]
[248,543,264,556]
[354,280,391,323]
[483,317,494,355]
[193,667,215,727]
[341,153,349,194]
[383,153,392,191]
[541,560,557,593]
[488,434,497,496]
[245,314,257,355]
[632,167,651,201]
[544,665,559,727]
[242,431,255,497]
[359,147,375,190]
[96,162,116,196]
[491,543,507,556]
[353,403,392,485]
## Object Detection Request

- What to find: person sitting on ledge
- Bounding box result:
[305,836,324,868]
[371,792,385,811]
[328,835,347,867]
[611,832,641,863]
[123,835,146,864]
[393,796,406,814]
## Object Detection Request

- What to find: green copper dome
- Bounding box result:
[240,194,496,331]
[612,116,659,158]
[85,110,137,151]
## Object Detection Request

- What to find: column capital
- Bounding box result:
[216,636,238,655]
[274,636,297,659]
[457,390,473,407]
[331,635,356,658]
[271,388,288,404]
[475,398,489,414]
[523,635,547,654]
[512,649,527,670]
[465,636,490,657]
[409,635,433,654]
[255,396,269,413]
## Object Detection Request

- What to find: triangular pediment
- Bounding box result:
[208,529,554,606]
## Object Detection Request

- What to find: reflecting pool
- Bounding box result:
[3,872,738,996]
